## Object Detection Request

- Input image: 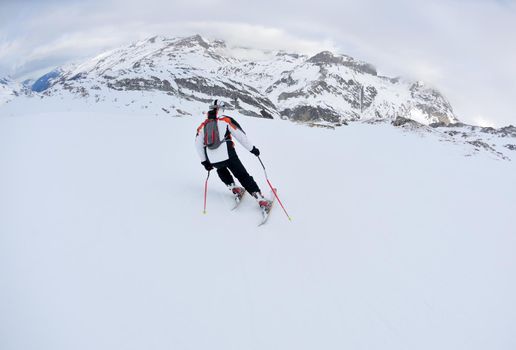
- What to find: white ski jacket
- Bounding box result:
[195,116,254,164]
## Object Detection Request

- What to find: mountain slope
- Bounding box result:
[42,35,277,118]
[36,35,456,124]
[1,108,515,350]
[0,77,21,105]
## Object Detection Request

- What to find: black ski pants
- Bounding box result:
[213,156,261,194]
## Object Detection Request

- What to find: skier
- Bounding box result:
[195,99,272,210]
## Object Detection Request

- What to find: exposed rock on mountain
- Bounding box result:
[32,35,457,125]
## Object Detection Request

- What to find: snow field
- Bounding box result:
[1,110,515,350]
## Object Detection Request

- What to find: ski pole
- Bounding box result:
[257,156,292,221]
[203,170,210,214]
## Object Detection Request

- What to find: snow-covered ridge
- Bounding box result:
[389,116,516,161]
[26,34,457,125]
[0,77,22,105]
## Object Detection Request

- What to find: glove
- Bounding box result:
[250,146,260,157]
[201,160,213,171]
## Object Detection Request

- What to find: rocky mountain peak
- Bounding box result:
[307,51,341,65]
[307,51,377,76]
[276,51,303,59]
[212,39,227,49]
[173,34,210,49]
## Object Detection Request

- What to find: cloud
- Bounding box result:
[0,39,22,61]
[0,0,515,126]
[473,115,497,128]
[186,21,338,55]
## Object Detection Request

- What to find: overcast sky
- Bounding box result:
[1,0,515,126]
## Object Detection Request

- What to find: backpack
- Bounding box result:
[203,118,225,149]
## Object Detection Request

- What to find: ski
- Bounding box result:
[258,188,276,226]
[231,188,246,210]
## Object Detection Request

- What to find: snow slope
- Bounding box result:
[1,107,516,350]
[0,77,20,105]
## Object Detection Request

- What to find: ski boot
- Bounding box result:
[229,183,245,197]
[228,183,246,208]
[253,192,272,212]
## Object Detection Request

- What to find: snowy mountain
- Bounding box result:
[390,116,516,161]
[2,34,514,160]
[31,69,63,92]
[35,35,457,125]
[0,77,21,105]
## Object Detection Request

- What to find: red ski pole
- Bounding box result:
[258,156,292,221]
[203,170,210,214]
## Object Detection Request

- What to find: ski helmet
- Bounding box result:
[209,99,226,112]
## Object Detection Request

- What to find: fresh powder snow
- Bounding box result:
[1,102,515,349]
